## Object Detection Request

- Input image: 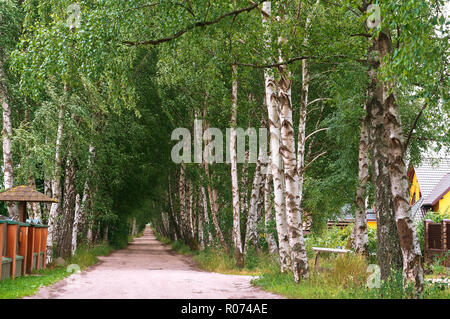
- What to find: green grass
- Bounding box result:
[0,244,114,299]
[153,230,449,299]
[253,255,449,299]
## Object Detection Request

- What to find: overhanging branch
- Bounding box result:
[123,0,264,46]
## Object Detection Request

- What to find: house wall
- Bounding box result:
[436,191,450,213]
[409,172,421,205]
[367,221,376,229]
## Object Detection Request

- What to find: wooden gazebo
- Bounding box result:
[0,186,57,279]
[0,185,57,222]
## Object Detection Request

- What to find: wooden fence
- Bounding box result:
[424,219,450,266]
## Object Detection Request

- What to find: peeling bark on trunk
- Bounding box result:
[179,161,188,240]
[375,29,423,295]
[46,102,65,263]
[58,151,76,258]
[384,91,424,294]
[72,143,94,254]
[179,163,195,249]
[71,193,81,255]
[200,183,213,245]
[230,64,244,268]
[262,1,291,273]
[277,60,309,281]
[264,163,278,255]
[352,113,370,256]
[198,192,205,250]
[0,58,18,219]
[366,35,403,282]
[186,179,194,239]
[239,151,249,228]
[203,116,228,252]
[167,171,181,241]
[244,152,264,254]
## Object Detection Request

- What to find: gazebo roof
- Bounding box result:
[0,185,57,203]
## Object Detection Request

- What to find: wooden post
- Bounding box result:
[18,224,29,275]
[6,223,18,279]
[443,220,449,267]
[33,227,42,270]
[424,219,430,264]
[19,202,27,223]
[40,227,48,268]
[26,227,35,273]
[314,251,320,271]
[0,222,5,279]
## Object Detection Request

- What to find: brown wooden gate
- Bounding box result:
[424,219,450,266]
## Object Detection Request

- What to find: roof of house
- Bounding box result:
[413,158,450,199]
[0,185,57,203]
[423,173,450,206]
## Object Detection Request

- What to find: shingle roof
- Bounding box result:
[0,185,57,202]
[423,173,450,206]
[413,158,450,199]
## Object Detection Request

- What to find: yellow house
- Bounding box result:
[408,158,450,219]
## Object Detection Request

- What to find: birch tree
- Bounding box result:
[262,1,291,272]
[351,112,370,255]
[230,64,244,267]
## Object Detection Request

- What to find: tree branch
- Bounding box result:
[307,97,330,106]
[303,151,327,172]
[123,0,264,46]
[305,127,329,142]
[404,102,428,150]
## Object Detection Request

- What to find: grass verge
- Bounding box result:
[153,230,449,299]
[0,244,115,299]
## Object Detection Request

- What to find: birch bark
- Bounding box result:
[366,33,403,281]
[203,115,228,252]
[46,101,65,263]
[58,150,76,258]
[200,183,213,245]
[230,64,244,267]
[352,112,370,255]
[376,30,424,294]
[262,1,291,272]
[0,58,18,219]
[264,162,278,255]
[244,150,264,254]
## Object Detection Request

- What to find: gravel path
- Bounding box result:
[27,227,282,299]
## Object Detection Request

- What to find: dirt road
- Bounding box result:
[27,227,282,299]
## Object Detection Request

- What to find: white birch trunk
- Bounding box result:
[71,193,81,255]
[203,116,228,252]
[262,1,291,272]
[58,150,76,258]
[46,102,65,263]
[0,58,18,219]
[198,193,205,250]
[244,152,263,254]
[352,113,370,255]
[186,179,194,239]
[131,217,137,236]
[277,13,309,280]
[200,184,213,245]
[230,64,244,267]
[264,163,278,255]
